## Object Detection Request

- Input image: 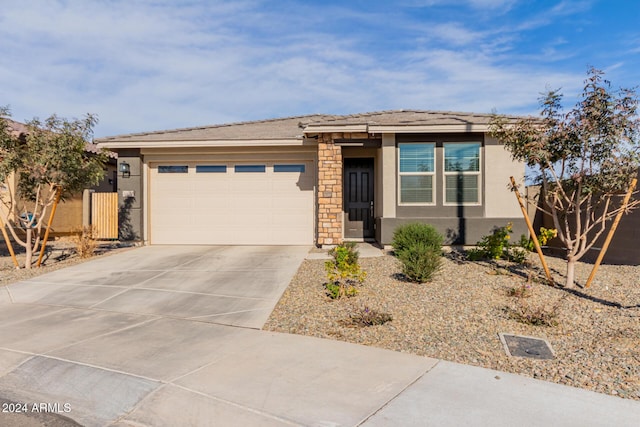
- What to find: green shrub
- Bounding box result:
[508,247,529,264]
[478,223,513,259]
[465,248,485,261]
[392,223,443,283]
[518,234,535,251]
[324,242,366,299]
[467,223,528,264]
[518,227,558,252]
[397,241,443,283]
[392,223,444,254]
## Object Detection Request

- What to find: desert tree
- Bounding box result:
[0,108,108,268]
[490,68,640,287]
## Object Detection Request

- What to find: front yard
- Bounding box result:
[0,238,133,286]
[264,251,640,401]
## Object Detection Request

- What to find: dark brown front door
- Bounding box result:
[344,158,374,239]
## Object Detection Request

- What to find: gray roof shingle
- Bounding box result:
[96,110,529,145]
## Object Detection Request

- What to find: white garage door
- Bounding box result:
[149,161,315,245]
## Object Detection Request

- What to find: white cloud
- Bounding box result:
[0,0,631,138]
[402,0,517,10]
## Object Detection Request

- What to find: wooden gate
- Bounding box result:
[91,192,118,239]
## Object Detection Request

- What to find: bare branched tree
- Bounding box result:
[0,108,108,268]
[490,68,640,287]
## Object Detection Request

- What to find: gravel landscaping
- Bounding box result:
[0,239,134,286]
[264,250,640,401]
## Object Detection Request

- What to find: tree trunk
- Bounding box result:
[565,257,576,287]
[25,228,33,269]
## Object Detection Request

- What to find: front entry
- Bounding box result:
[343,158,375,239]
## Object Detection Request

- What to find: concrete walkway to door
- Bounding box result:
[0,245,638,426]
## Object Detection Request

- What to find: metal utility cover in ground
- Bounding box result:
[498,333,555,360]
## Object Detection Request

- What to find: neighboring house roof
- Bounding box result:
[2,118,117,158]
[4,118,29,136]
[96,110,528,149]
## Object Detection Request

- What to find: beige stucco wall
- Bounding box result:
[381,134,396,218]
[0,173,16,223]
[483,136,524,218]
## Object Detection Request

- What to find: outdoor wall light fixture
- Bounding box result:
[119,161,131,178]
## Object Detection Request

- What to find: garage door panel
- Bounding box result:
[150,161,314,245]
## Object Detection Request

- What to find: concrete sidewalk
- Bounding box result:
[0,246,638,426]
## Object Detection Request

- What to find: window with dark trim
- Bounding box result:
[158,165,188,173]
[235,165,265,173]
[196,165,227,173]
[443,143,481,204]
[398,143,435,204]
[274,164,305,173]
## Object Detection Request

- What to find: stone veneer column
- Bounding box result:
[317,133,343,246]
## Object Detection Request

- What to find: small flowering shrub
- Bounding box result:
[324,242,366,299]
[468,222,528,264]
[510,297,564,327]
[341,306,393,327]
[518,227,558,251]
[508,282,533,299]
[480,223,513,259]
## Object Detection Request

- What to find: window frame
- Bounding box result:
[397,142,436,206]
[442,142,482,206]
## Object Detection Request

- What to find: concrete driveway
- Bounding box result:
[1,245,639,426]
[5,245,308,329]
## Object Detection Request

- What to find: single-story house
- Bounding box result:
[96,110,529,246]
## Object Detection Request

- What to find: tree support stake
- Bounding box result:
[0,215,19,268]
[36,187,63,267]
[585,178,637,289]
[510,176,553,284]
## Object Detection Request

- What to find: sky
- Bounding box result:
[1,0,639,138]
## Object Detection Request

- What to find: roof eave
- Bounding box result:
[96,138,308,150]
[302,124,369,133]
[304,124,493,134]
[369,124,491,133]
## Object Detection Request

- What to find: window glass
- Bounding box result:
[445,175,479,203]
[274,164,305,173]
[235,165,265,173]
[400,175,433,204]
[444,143,480,172]
[398,143,435,204]
[158,165,188,173]
[399,144,434,172]
[443,142,481,205]
[196,165,226,173]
